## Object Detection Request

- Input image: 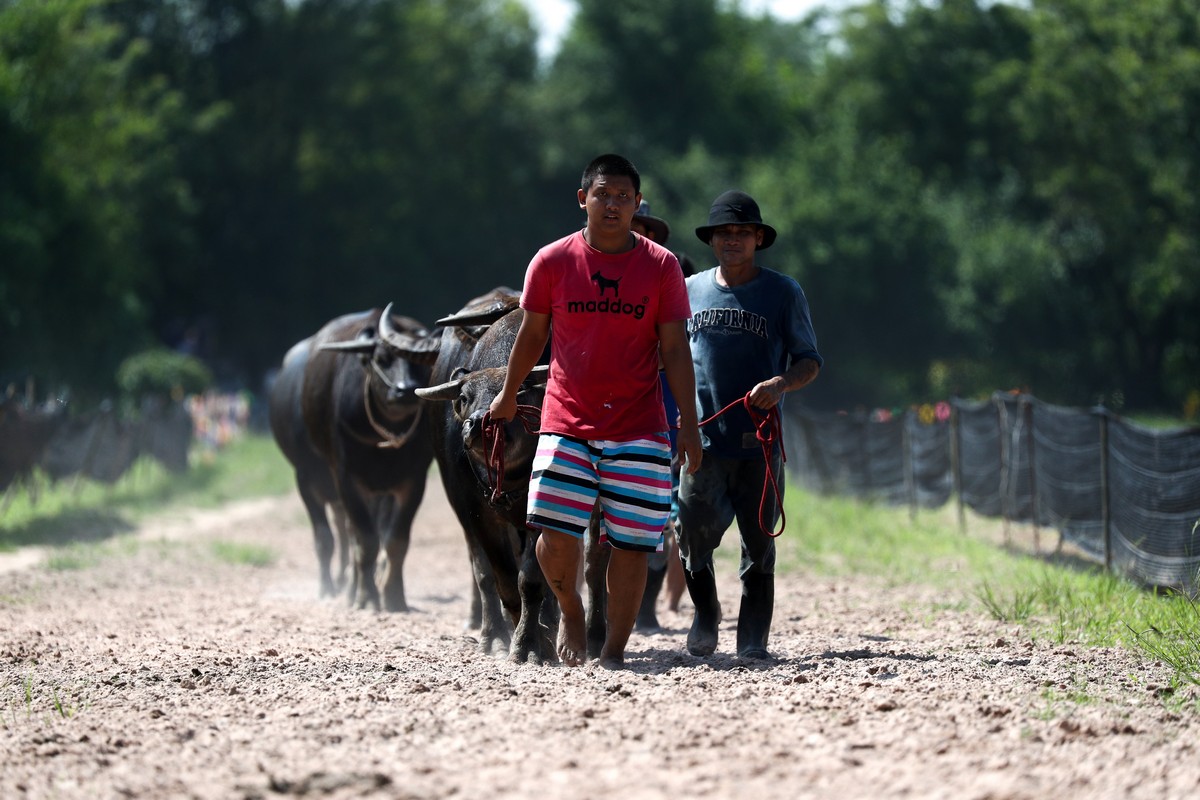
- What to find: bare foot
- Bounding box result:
[557,604,586,667]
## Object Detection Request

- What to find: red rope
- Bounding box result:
[697,394,787,538]
[481,405,541,504]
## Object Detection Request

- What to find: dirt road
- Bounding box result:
[1,480,1197,799]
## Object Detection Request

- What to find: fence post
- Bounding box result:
[1024,396,1040,554]
[903,411,916,521]
[950,400,965,534]
[1097,406,1111,572]
[994,393,1010,544]
[859,412,871,498]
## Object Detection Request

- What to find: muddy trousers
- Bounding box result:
[678,451,782,658]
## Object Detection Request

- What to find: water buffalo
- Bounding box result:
[268,321,356,597]
[270,306,438,611]
[404,289,565,663]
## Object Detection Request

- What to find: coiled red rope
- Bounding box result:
[480,405,542,504]
[698,394,787,537]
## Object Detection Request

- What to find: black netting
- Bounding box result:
[138,402,194,473]
[80,413,139,484]
[1029,398,1105,560]
[41,412,110,482]
[954,398,1003,518]
[786,411,868,497]
[910,415,952,509]
[784,394,1200,594]
[1107,418,1200,593]
[38,402,194,485]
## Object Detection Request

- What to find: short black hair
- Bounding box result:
[581,153,640,195]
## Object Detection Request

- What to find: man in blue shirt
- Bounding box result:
[679,190,823,659]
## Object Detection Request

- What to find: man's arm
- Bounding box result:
[747,357,820,410]
[488,310,551,421]
[658,319,702,474]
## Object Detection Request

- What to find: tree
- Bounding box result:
[0,0,192,399]
[1003,0,1200,407]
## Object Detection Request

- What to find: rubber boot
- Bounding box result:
[684,564,721,656]
[736,572,774,660]
[635,562,667,631]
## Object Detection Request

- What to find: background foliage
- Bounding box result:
[2,0,1197,415]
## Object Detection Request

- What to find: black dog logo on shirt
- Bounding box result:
[591,271,621,297]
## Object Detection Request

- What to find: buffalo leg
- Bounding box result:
[380,480,426,613]
[330,502,351,593]
[466,574,483,630]
[583,507,609,660]
[339,482,382,611]
[297,478,338,598]
[636,560,667,631]
[465,535,513,656]
[511,530,556,665]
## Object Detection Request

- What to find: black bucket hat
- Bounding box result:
[632,200,671,245]
[695,190,777,250]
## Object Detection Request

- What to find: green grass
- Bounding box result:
[1,434,293,552]
[773,488,1200,691]
[42,536,150,572]
[209,539,278,567]
[1125,594,1200,688]
[4,672,87,728]
[772,491,1018,590]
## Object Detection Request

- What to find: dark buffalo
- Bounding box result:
[404,289,560,662]
[268,322,356,597]
[406,288,614,664]
[270,306,438,611]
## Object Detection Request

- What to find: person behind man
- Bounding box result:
[627,200,689,630]
[489,154,702,669]
[678,189,822,660]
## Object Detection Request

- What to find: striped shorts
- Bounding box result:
[527,433,673,553]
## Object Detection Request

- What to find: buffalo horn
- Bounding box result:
[379,302,441,364]
[318,338,377,353]
[522,365,550,385]
[414,377,463,401]
[415,364,550,402]
[435,296,521,327]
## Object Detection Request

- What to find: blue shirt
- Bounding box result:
[686,266,822,458]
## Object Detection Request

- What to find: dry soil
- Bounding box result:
[1,480,1198,799]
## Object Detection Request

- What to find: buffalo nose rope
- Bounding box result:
[480,405,541,505]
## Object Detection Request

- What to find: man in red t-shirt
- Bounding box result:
[490,153,702,669]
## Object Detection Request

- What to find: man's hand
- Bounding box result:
[748,359,819,409]
[676,423,702,475]
[748,377,787,410]
[488,391,517,423]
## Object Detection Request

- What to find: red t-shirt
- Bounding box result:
[521,230,691,441]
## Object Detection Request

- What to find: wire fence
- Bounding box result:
[8,386,1198,594]
[1,392,251,509]
[784,393,1200,595]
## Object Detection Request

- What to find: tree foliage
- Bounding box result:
[0,0,192,397]
[116,347,212,398]
[1,0,1197,415]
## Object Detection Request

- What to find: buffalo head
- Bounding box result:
[317,303,441,448]
[417,363,548,506]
